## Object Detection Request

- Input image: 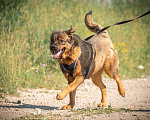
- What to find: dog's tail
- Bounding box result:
[85,11,103,33]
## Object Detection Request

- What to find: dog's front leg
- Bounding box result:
[61,89,77,110]
[57,76,84,107]
[61,80,77,109]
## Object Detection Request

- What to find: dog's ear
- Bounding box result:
[65,26,76,38]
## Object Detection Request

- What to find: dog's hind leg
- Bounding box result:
[91,70,107,107]
[106,70,125,97]
[114,73,125,97]
[104,56,125,97]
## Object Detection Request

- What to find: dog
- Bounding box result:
[50,11,125,110]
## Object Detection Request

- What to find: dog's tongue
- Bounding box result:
[53,51,61,59]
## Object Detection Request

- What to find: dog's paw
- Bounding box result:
[56,93,65,100]
[98,102,106,107]
[119,88,125,97]
[61,105,72,110]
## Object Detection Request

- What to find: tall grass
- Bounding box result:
[0,0,150,95]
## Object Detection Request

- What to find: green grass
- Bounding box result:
[13,114,52,120]
[70,105,130,116]
[0,0,150,95]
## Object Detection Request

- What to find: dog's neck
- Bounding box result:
[58,35,82,65]
[58,46,81,65]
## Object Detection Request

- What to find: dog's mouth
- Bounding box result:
[52,47,66,59]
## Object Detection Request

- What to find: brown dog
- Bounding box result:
[50,11,125,110]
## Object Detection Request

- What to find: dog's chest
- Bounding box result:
[61,47,93,78]
[61,58,78,76]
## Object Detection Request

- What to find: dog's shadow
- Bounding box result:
[1,101,60,111]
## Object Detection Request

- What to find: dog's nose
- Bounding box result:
[50,44,56,50]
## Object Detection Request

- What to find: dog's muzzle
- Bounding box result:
[50,45,65,59]
[50,44,57,51]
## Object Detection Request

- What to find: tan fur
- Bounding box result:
[50,11,125,110]
[85,11,103,33]
[61,46,81,65]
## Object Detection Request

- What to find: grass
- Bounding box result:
[14,114,62,120]
[0,0,150,95]
[13,114,50,120]
[70,105,130,116]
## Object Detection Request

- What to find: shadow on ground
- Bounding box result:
[0,102,59,111]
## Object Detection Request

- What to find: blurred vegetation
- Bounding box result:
[0,0,150,95]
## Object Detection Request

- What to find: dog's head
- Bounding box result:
[50,26,76,59]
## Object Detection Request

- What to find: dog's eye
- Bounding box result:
[51,37,56,43]
[60,40,63,43]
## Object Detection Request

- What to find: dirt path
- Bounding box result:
[0,77,150,120]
